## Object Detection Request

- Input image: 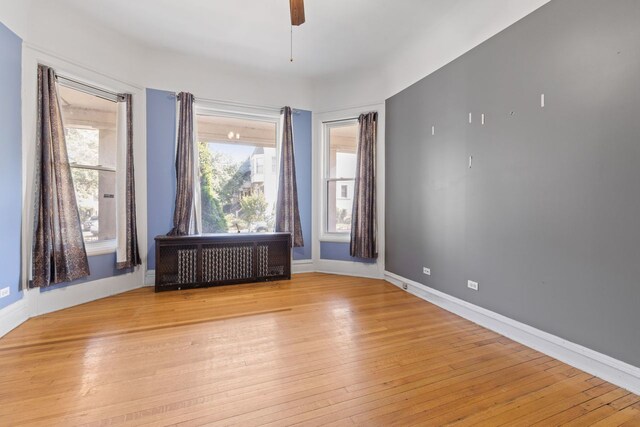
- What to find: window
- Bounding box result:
[196,113,278,233]
[324,120,358,234]
[58,82,119,246]
[255,157,264,175]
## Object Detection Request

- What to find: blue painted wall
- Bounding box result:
[0,22,23,310]
[146,88,177,269]
[145,89,313,269]
[41,253,130,292]
[292,110,312,261]
[320,241,376,264]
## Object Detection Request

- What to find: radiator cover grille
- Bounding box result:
[155,233,292,292]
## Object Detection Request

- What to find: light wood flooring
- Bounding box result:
[0,273,638,426]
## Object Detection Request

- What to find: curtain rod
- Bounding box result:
[57,74,126,102]
[321,117,359,124]
[169,93,302,114]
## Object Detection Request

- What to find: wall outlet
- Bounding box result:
[467,280,479,291]
[423,267,431,275]
[0,287,10,298]
[402,283,408,290]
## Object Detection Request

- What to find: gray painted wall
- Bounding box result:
[385,0,640,367]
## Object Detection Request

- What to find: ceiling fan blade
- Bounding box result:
[290,0,305,26]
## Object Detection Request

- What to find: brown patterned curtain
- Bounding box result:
[350,112,378,259]
[275,106,304,247]
[115,94,141,269]
[168,92,195,236]
[31,65,90,288]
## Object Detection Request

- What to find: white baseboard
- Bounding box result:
[292,259,314,274]
[384,271,640,396]
[145,269,156,286]
[26,270,147,316]
[315,259,382,279]
[0,298,29,337]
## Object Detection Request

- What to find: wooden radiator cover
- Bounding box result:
[154,233,292,292]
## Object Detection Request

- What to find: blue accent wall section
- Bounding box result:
[144,94,312,269]
[0,22,23,310]
[292,110,312,260]
[146,88,177,269]
[41,253,129,292]
[320,242,376,264]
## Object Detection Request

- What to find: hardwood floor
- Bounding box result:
[1,273,638,426]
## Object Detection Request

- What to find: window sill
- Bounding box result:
[85,240,117,257]
[319,234,351,244]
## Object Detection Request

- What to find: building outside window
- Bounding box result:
[196,113,279,233]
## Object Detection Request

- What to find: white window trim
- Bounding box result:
[193,101,281,233]
[313,103,386,277]
[86,239,117,256]
[320,118,358,243]
[21,46,148,287]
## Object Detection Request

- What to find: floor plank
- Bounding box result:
[0,273,636,426]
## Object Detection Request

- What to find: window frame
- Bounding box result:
[254,156,265,175]
[340,184,348,199]
[58,76,122,255]
[194,104,281,234]
[321,118,359,241]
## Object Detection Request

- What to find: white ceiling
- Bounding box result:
[52,0,547,79]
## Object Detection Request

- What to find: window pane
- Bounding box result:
[197,114,278,233]
[326,121,358,234]
[65,128,99,165]
[59,84,118,245]
[72,168,116,242]
[327,180,354,233]
[328,123,358,179]
[255,157,264,175]
[59,85,118,169]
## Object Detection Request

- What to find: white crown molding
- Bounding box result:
[384,270,640,396]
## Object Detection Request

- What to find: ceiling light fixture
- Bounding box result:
[227,131,234,139]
